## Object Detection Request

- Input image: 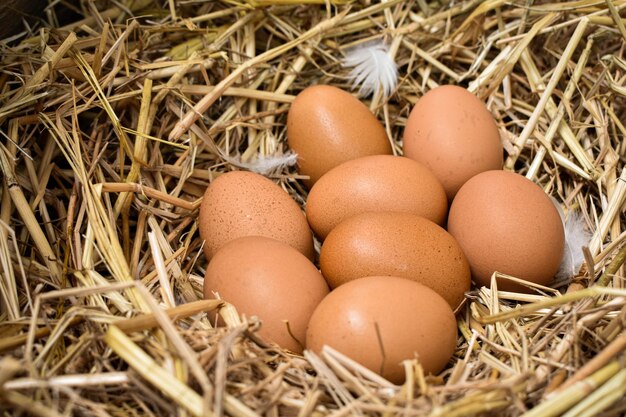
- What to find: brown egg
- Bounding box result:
[306,276,457,383]
[204,236,329,353]
[448,171,564,292]
[287,85,392,186]
[198,171,313,260]
[320,212,470,309]
[403,85,503,200]
[306,155,447,240]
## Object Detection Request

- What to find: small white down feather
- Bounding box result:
[221,152,298,175]
[557,211,592,279]
[551,198,592,279]
[343,41,398,98]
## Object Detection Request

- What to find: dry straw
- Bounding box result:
[1,0,626,416]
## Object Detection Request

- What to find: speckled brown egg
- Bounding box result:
[447,170,564,292]
[306,155,447,240]
[306,276,457,383]
[204,236,329,353]
[403,85,503,200]
[320,212,470,309]
[287,85,392,186]
[198,171,313,260]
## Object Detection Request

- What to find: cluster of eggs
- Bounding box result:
[198,85,564,384]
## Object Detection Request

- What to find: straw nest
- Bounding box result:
[1,1,626,416]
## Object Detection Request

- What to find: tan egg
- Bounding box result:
[306,276,457,383]
[320,212,470,309]
[287,85,392,186]
[403,85,503,200]
[447,170,564,292]
[306,155,447,240]
[198,171,313,260]
[204,236,329,353]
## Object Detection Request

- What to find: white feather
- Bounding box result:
[343,41,398,98]
[221,152,298,175]
[557,210,592,279]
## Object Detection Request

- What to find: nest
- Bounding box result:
[1,1,626,416]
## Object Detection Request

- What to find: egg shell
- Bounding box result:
[198,171,314,260]
[320,212,470,309]
[306,155,448,240]
[306,276,457,383]
[204,236,329,353]
[447,170,564,292]
[403,85,503,200]
[287,85,392,186]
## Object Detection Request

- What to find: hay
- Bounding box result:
[1,0,626,415]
